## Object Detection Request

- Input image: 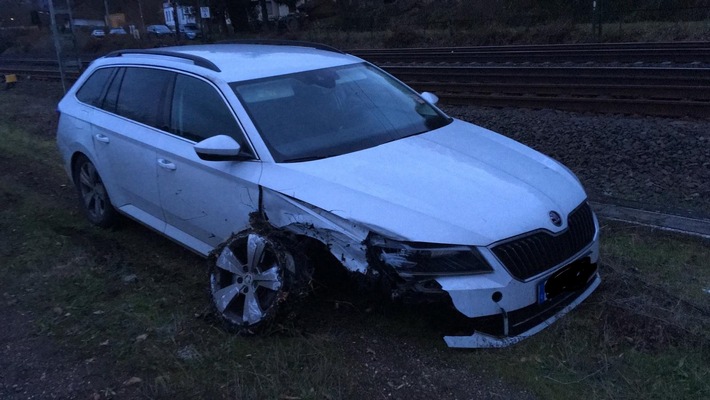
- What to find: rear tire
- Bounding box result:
[72,155,118,228]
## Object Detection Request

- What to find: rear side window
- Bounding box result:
[75,68,114,107]
[102,68,124,113]
[115,68,175,130]
[170,74,245,145]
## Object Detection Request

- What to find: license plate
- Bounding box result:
[537,260,596,304]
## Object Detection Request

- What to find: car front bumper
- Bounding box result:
[433,228,600,348]
[443,271,600,348]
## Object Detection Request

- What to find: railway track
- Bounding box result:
[350,41,710,64]
[382,65,710,118]
[2,43,709,118]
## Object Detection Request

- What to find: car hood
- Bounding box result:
[259,119,587,246]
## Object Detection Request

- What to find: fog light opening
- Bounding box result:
[492,291,503,303]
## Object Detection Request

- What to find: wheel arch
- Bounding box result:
[69,151,120,203]
[69,151,91,183]
[259,188,370,274]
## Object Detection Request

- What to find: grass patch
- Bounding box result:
[601,224,710,305]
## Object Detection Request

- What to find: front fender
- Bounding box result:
[261,188,370,273]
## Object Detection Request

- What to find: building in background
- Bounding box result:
[163,2,196,28]
[258,0,306,22]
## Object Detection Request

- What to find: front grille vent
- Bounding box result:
[491,202,595,280]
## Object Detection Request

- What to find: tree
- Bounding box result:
[224,0,252,32]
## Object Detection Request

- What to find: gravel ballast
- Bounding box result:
[443,105,710,219]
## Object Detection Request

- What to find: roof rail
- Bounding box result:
[215,39,344,54]
[103,49,221,72]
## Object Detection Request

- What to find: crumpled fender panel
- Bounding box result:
[261,188,370,273]
[261,188,602,349]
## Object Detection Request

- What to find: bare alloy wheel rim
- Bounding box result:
[78,161,109,220]
[211,234,286,327]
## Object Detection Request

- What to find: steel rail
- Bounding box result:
[356,50,710,64]
[383,65,710,84]
[381,65,710,117]
[0,66,80,81]
[437,93,709,118]
[350,41,710,64]
[350,41,710,53]
[411,82,710,101]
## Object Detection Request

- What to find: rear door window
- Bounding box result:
[75,68,115,107]
[102,68,125,114]
[115,68,175,130]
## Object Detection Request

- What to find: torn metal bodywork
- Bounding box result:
[260,188,370,273]
[258,187,602,349]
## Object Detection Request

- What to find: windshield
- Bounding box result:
[230,63,452,163]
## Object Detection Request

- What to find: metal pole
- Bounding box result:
[47,0,67,92]
[597,0,603,40]
[592,1,597,39]
[103,0,110,27]
[137,0,146,33]
[66,0,82,71]
[172,1,181,44]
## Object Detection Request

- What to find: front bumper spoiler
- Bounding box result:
[443,274,601,348]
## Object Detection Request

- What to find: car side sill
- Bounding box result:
[119,205,212,257]
[119,205,166,233]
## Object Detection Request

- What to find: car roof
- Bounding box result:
[98,43,362,82]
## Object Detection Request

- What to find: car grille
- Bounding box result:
[491,202,596,281]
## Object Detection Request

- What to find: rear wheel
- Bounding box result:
[72,155,118,227]
[209,231,309,333]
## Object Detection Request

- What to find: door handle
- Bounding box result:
[157,158,176,171]
[94,134,110,143]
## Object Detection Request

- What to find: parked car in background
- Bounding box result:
[146,24,173,37]
[108,27,127,35]
[173,24,201,40]
[90,28,106,38]
[55,42,600,349]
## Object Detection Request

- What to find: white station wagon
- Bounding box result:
[56,42,600,348]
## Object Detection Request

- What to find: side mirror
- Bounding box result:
[194,135,243,161]
[420,92,439,105]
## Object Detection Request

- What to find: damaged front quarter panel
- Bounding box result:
[260,188,602,350]
[260,188,370,273]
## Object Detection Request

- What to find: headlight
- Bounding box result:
[369,235,493,277]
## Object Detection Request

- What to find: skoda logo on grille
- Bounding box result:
[549,211,563,227]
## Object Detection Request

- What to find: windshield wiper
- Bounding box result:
[282,154,334,163]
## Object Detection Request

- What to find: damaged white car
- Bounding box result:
[56,42,600,348]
